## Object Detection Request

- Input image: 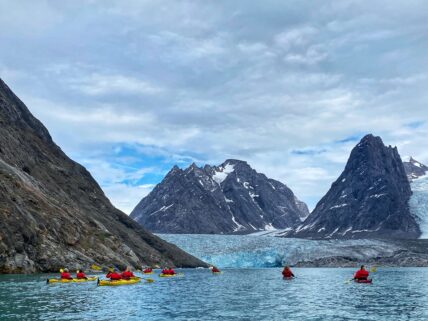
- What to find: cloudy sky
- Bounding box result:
[1,0,427,213]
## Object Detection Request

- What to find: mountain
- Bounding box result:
[0,78,206,273]
[289,134,421,239]
[403,157,428,181]
[131,160,309,234]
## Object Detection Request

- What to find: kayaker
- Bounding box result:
[167,267,176,275]
[354,265,369,281]
[60,268,73,280]
[143,267,153,273]
[282,266,295,278]
[76,269,87,279]
[106,269,122,280]
[121,266,135,280]
[162,267,176,275]
[212,266,221,273]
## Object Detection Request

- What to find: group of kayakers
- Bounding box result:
[60,265,371,282]
[60,268,88,280]
[281,265,371,281]
[161,267,176,275]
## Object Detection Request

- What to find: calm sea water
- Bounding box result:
[1,268,427,321]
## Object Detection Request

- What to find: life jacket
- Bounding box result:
[106,272,122,280]
[168,269,176,275]
[76,272,86,279]
[61,272,72,279]
[121,271,134,279]
[143,268,152,273]
[354,269,369,280]
[282,269,293,278]
[212,267,220,273]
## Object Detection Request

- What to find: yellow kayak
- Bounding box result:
[159,273,183,278]
[212,271,222,275]
[47,277,97,284]
[143,272,153,274]
[97,277,141,286]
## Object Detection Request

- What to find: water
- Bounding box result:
[158,234,399,268]
[410,175,428,238]
[1,268,428,321]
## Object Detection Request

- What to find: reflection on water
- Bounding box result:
[1,268,428,321]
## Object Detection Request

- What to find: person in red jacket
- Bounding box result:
[211,266,221,273]
[60,268,73,280]
[167,267,176,275]
[121,267,135,280]
[106,269,122,280]
[354,265,369,280]
[282,266,295,279]
[143,267,153,273]
[76,269,87,279]
[162,267,176,275]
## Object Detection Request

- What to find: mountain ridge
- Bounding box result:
[131,159,309,234]
[0,78,206,273]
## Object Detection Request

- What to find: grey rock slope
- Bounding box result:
[290,134,421,239]
[0,78,206,273]
[131,160,308,234]
[403,157,428,181]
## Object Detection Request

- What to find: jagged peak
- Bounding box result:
[357,134,384,147]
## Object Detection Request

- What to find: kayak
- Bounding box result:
[283,277,294,280]
[143,271,153,274]
[97,277,141,286]
[47,277,97,284]
[159,273,177,277]
[354,279,372,284]
[212,271,222,275]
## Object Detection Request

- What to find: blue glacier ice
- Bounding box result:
[409,175,428,238]
[159,234,399,268]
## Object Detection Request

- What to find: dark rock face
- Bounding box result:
[403,157,428,181]
[0,79,206,273]
[290,134,421,239]
[131,160,308,234]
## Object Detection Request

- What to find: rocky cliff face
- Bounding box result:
[131,160,308,234]
[403,157,428,181]
[0,78,206,273]
[290,134,421,239]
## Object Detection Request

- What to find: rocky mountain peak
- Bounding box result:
[0,79,206,273]
[131,159,308,234]
[403,157,428,181]
[290,134,420,239]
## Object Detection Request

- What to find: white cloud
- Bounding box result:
[1,0,428,211]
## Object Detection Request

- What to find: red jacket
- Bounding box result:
[212,267,220,273]
[76,272,86,279]
[121,271,134,279]
[282,268,294,278]
[106,272,122,280]
[60,272,72,279]
[354,269,369,280]
[143,268,152,273]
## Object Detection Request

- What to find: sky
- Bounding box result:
[1,0,428,213]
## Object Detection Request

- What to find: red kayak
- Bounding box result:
[354,279,372,284]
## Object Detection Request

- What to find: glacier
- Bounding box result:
[409,174,428,238]
[158,234,401,268]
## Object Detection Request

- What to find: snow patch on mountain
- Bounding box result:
[212,163,235,184]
